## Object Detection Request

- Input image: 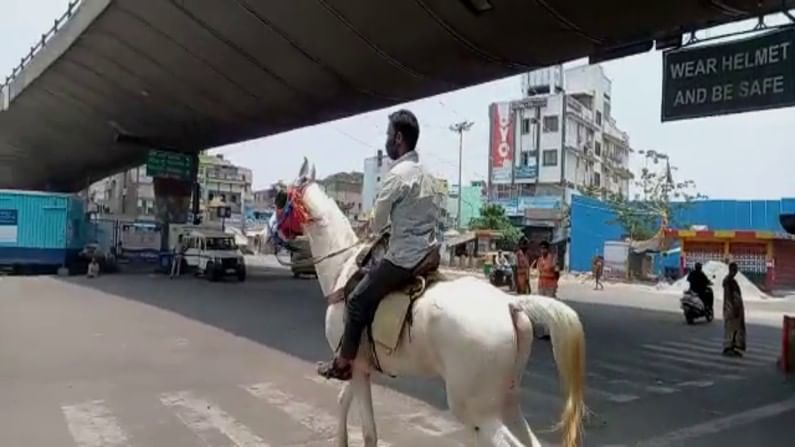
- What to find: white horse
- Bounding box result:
[284,159,586,447]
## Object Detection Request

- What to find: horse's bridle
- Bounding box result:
[269,180,362,268]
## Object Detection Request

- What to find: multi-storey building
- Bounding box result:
[320,172,364,220]
[488,64,633,227]
[90,153,252,222]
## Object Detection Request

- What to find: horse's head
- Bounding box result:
[271,157,317,243]
[273,158,359,296]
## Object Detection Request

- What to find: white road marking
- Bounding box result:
[525,372,639,403]
[62,400,131,447]
[160,390,269,447]
[635,397,795,446]
[306,374,464,439]
[674,380,714,388]
[705,337,782,356]
[660,340,774,364]
[243,382,391,447]
[607,378,678,395]
[642,347,746,372]
[594,358,699,381]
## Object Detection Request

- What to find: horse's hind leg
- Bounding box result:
[336,382,353,447]
[352,370,378,447]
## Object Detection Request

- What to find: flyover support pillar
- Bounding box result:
[152,153,199,251]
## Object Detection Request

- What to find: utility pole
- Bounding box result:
[449,121,474,229]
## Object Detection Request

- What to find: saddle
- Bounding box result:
[336,234,444,373]
[341,233,442,299]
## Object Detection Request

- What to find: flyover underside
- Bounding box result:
[0,0,785,191]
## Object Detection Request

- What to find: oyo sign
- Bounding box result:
[490,103,515,168]
[496,112,512,159]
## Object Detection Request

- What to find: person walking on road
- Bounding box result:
[170,235,187,279]
[514,239,531,295]
[722,262,746,357]
[592,255,604,290]
[532,240,559,339]
[534,241,559,298]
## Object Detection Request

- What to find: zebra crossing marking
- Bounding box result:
[62,400,130,447]
[242,382,387,446]
[305,374,464,438]
[524,371,640,403]
[641,346,747,372]
[660,340,775,364]
[160,390,269,447]
[706,337,782,356]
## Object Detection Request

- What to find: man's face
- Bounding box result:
[729,265,738,277]
[385,123,402,160]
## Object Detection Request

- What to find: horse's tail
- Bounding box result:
[516,295,586,447]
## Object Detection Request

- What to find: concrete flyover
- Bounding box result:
[0,0,786,191]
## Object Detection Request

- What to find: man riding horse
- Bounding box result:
[316,109,441,381]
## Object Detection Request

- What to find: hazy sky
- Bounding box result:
[3,1,793,199]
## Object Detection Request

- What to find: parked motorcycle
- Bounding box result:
[680,288,714,324]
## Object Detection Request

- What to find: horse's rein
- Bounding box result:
[273,240,362,268]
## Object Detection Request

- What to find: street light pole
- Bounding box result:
[450,121,474,229]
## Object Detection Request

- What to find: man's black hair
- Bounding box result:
[389,109,420,150]
[540,241,550,249]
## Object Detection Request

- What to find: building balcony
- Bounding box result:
[603,118,630,147]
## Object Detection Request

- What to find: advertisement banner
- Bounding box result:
[0,209,18,244]
[489,102,514,184]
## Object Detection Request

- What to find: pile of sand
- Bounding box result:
[663,260,769,301]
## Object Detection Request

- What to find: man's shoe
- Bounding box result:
[317,358,352,381]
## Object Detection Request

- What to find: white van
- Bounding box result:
[182,230,246,282]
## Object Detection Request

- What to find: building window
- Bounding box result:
[595,111,602,126]
[594,141,602,156]
[517,184,535,197]
[594,172,601,187]
[542,116,559,133]
[604,102,611,120]
[496,184,512,199]
[521,118,531,134]
[542,149,558,166]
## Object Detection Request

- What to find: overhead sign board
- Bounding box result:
[146,150,194,181]
[661,27,795,121]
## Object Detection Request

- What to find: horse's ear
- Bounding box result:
[297,157,309,180]
[310,164,316,181]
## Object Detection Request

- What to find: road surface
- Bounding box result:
[1,257,793,446]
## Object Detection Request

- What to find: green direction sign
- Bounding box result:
[146,150,194,181]
[662,27,795,121]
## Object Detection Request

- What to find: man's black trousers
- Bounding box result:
[339,259,414,360]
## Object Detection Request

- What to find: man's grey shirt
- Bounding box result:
[372,151,441,270]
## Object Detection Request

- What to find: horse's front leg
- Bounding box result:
[336,382,353,447]
[353,370,377,447]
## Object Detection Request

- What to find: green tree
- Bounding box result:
[597,150,705,240]
[468,203,523,249]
